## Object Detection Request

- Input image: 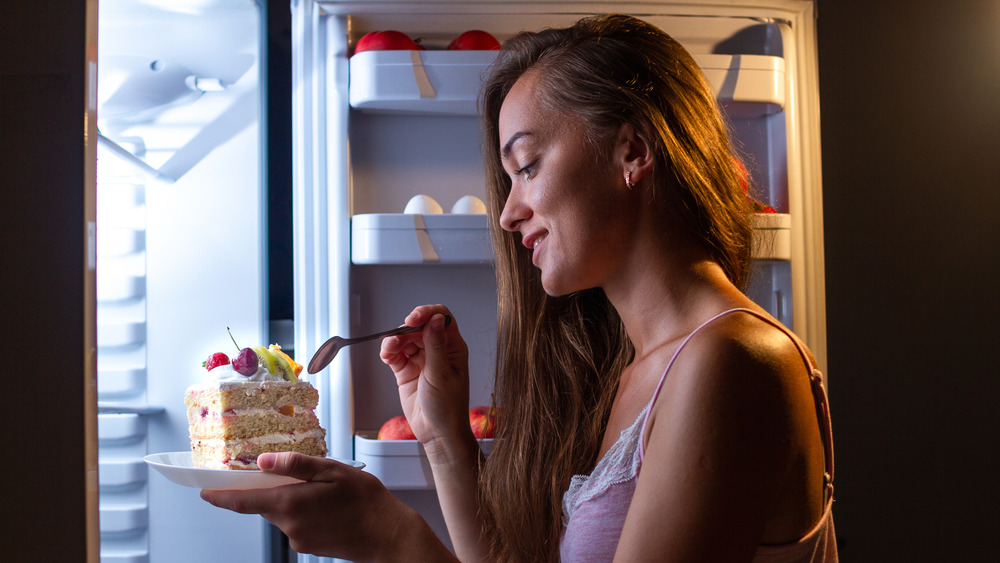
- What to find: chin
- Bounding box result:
[540,273,588,297]
[542,286,567,297]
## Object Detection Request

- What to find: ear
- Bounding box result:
[615,122,656,186]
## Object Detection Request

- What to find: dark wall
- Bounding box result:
[0,0,94,560]
[818,0,1000,559]
[266,0,294,323]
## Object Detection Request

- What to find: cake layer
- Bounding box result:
[187,407,321,440]
[185,380,318,411]
[191,429,327,470]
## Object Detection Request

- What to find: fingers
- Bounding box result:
[263,451,357,482]
[380,335,421,360]
[380,336,422,379]
[201,453,353,515]
[403,304,454,330]
[201,486,282,515]
[380,305,455,369]
[421,313,450,365]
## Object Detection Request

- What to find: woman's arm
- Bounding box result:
[423,428,491,562]
[201,452,458,562]
[380,307,493,561]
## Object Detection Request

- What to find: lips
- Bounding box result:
[522,231,547,265]
[522,231,546,250]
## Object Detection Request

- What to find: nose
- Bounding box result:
[499,183,530,232]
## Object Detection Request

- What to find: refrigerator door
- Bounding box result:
[96,1,273,561]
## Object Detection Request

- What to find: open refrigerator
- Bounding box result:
[290,1,825,561]
[94,1,824,561]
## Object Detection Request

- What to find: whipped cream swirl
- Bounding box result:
[204,364,283,383]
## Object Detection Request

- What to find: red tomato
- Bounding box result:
[447,30,501,50]
[354,30,422,54]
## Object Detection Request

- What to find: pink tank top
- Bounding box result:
[559,309,838,562]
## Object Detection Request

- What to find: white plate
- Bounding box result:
[144,451,365,490]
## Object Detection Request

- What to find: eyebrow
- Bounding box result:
[501,131,532,160]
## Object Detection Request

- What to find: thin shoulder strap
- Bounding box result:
[737,310,836,498]
[638,308,745,459]
[638,308,835,497]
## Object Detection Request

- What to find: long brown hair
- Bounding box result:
[478,14,754,561]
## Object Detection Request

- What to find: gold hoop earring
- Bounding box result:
[625,171,635,190]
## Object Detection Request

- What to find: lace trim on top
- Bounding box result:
[561,402,650,526]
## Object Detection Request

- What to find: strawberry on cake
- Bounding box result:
[185,339,327,470]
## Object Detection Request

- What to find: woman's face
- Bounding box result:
[498,71,639,296]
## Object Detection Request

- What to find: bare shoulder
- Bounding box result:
[623,311,826,556]
[682,310,812,386]
[644,309,820,479]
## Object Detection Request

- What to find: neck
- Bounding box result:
[601,230,741,361]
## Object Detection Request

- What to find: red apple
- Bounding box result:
[469,406,497,439]
[447,30,501,51]
[354,30,422,55]
[377,414,416,440]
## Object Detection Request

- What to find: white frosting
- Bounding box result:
[197,407,309,420]
[204,364,283,383]
[197,428,326,449]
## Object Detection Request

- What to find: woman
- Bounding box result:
[203,14,836,562]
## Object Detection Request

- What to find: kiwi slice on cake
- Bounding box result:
[272,352,299,383]
[253,346,278,375]
[269,344,302,383]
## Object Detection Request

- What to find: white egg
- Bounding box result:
[403,194,443,214]
[450,195,486,214]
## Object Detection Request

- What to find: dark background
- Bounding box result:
[816,0,1000,559]
[2,0,998,560]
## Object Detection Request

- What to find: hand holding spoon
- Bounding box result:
[307,315,452,374]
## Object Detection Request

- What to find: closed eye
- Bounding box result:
[514,161,537,178]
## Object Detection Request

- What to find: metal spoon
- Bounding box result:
[306,315,452,374]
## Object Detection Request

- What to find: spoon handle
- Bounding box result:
[344,322,426,345]
[307,315,452,374]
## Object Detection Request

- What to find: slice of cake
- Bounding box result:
[185,343,327,470]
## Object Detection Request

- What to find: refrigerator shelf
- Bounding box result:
[751,212,791,261]
[694,54,786,117]
[348,50,786,117]
[349,50,499,115]
[351,212,788,264]
[355,431,494,490]
[352,212,492,264]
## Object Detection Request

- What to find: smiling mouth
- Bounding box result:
[528,233,547,267]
